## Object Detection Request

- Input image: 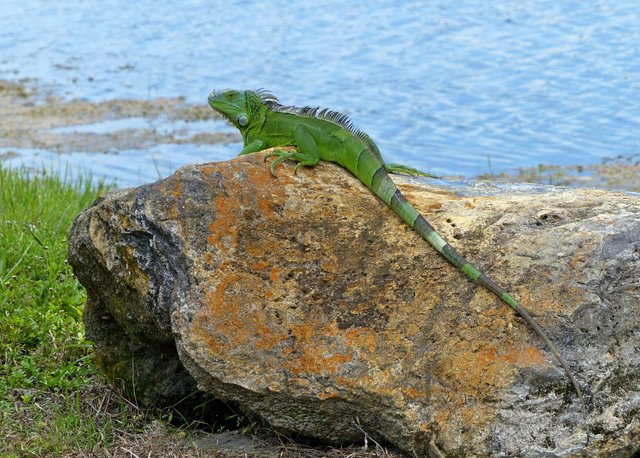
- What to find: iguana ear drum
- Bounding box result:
[237,115,248,126]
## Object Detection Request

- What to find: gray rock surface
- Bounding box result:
[68,153,640,456]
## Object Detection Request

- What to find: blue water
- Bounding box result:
[2,0,639,185]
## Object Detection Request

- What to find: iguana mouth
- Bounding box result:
[208,90,236,124]
[207,90,218,103]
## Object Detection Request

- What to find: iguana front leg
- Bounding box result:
[238,139,266,156]
[264,125,320,176]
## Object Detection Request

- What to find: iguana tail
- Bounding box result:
[364,165,582,398]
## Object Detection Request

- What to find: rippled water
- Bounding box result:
[2,0,639,184]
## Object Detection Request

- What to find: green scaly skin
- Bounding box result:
[208,88,582,399]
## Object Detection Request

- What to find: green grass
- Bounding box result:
[0,167,234,457]
[0,166,118,456]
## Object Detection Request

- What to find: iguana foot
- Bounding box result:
[385,163,441,179]
[264,149,319,176]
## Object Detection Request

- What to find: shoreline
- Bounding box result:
[1,78,638,192]
[0,79,238,152]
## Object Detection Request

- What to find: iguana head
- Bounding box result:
[208,89,265,130]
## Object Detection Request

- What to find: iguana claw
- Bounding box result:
[264,149,318,176]
[264,150,296,176]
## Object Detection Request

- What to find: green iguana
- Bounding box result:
[208,88,582,398]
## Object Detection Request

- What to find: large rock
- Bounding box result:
[68,152,640,457]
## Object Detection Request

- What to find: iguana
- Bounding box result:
[208,88,582,398]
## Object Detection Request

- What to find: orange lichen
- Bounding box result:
[191,267,363,379]
[191,326,227,356]
[348,374,398,398]
[336,376,355,388]
[202,252,215,265]
[460,405,493,427]
[403,387,427,399]
[382,329,409,346]
[192,273,252,356]
[251,260,268,271]
[245,240,270,257]
[206,158,288,249]
[570,253,586,269]
[204,274,243,317]
[335,370,423,402]
[254,319,288,352]
[321,260,337,273]
[474,346,545,366]
[171,176,182,200]
[207,195,240,246]
[269,266,280,282]
[344,328,376,353]
[519,288,584,314]
[434,396,495,439]
[192,270,292,362]
[436,342,547,401]
[119,244,149,293]
[290,377,311,388]
[287,352,353,376]
[199,164,219,176]
[434,408,451,428]
[281,321,354,376]
[318,389,339,400]
[506,347,546,366]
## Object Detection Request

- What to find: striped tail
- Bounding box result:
[367,166,582,398]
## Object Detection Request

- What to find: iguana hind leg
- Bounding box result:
[385,163,440,178]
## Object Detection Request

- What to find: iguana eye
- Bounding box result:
[237,115,248,126]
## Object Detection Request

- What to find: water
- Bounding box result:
[1,0,639,185]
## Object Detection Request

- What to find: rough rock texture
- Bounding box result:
[68,152,640,457]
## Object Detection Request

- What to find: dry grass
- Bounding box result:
[5,379,402,457]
